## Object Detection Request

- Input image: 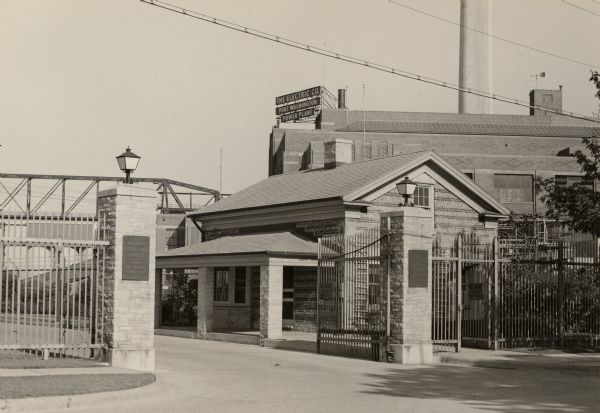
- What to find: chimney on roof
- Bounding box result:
[324,139,353,169]
[529,87,563,116]
[338,89,346,109]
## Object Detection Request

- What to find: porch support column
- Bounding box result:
[381,207,434,364]
[197,267,214,339]
[260,263,283,340]
[154,268,162,329]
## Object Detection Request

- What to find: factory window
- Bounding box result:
[555,175,594,189]
[165,227,185,250]
[413,186,431,208]
[493,174,533,203]
[214,268,229,303]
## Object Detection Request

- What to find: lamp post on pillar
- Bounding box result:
[380,180,434,364]
[116,147,141,184]
[396,176,416,207]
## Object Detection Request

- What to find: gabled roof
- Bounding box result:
[157,232,317,258]
[190,149,510,217]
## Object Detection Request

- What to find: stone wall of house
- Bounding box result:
[293,266,318,332]
[213,305,252,331]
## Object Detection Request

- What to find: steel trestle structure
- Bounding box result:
[0,173,223,216]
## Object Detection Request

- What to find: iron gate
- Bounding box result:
[432,233,600,351]
[0,213,108,357]
[317,230,388,361]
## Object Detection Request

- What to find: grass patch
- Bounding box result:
[0,350,103,369]
[0,373,156,399]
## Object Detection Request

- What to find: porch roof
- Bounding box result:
[156,231,318,259]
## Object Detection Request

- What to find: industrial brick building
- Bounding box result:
[269,88,599,224]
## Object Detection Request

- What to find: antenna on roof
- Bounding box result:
[362,84,366,144]
[219,148,223,193]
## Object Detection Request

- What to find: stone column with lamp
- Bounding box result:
[97,148,157,371]
[381,176,435,364]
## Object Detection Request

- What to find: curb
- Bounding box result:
[0,374,159,412]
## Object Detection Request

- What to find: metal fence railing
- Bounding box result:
[317,230,387,361]
[433,233,600,351]
[0,212,108,358]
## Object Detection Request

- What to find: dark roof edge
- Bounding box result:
[187,196,343,219]
[156,250,318,260]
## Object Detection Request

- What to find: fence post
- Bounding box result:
[492,237,499,350]
[456,234,462,353]
[558,240,565,347]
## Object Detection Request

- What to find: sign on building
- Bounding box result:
[275,86,322,122]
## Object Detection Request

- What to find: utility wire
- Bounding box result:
[139,0,600,125]
[562,0,600,17]
[388,0,599,70]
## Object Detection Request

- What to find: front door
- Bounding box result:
[282,267,294,328]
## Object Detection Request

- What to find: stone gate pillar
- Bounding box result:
[98,184,157,372]
[381,207,434,364]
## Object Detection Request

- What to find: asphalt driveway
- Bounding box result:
[11,335,600,413]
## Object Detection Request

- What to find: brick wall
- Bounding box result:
[213,305,252,331]
[293,267,317,332]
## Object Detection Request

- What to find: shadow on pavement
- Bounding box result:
[361,357,600,413]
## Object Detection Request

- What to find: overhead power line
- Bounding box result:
[139,0,600,125]
[388,0,599,70]
[562,0,600,17]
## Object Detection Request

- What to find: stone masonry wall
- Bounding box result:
[97,185,156,359]
[293,266,318,332]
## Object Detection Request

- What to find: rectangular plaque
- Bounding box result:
[408,250,429,288]
[122,235,150,281]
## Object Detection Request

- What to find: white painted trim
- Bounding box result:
[344,151,510,215]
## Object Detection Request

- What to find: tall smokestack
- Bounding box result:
[458,0,493,114]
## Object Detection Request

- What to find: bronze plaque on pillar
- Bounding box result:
[408,250,429,288]
[122,235,150,281]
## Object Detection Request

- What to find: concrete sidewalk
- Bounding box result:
[437,347,600,371]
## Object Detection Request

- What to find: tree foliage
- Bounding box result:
[537,72,600,236]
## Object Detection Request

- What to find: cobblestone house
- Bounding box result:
[162,149,510,333]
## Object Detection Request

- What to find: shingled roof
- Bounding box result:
[157,232,317,258]
[192,150,431,216]
[190,149,510,217]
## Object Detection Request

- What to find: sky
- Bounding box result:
[1,0,599,198]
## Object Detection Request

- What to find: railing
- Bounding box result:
[433,233,600,350]
[0,213,108,358]
[317,230,387,361]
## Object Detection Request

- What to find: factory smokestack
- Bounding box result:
[458,0,493,114]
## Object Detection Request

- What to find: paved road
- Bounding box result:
[32,336,600,413]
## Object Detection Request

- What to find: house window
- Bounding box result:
[214,268,229,302]
[214,267,248,304]
[165,227,185,250]
[413,186,431,208]
[234,267,247,304]
[555,175,594,189]
[494,174,533,202]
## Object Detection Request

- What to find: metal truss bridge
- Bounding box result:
[0,173,223,216]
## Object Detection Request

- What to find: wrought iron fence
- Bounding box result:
[317,230,387,361]
[0,212,108,358]
[433,232,600,351]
